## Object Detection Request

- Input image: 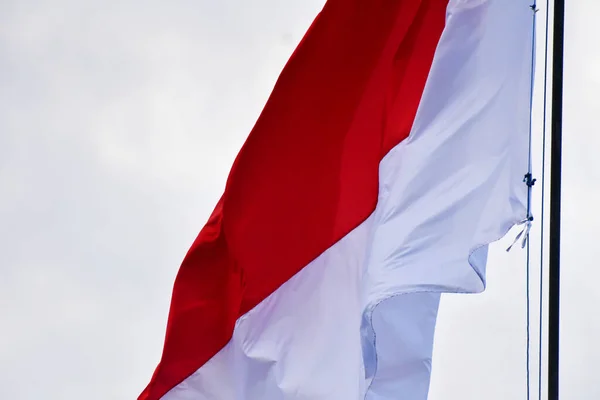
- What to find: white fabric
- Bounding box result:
[362,0,533,397]
[164,0,534,398]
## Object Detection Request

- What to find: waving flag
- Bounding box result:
[140,0,534,399]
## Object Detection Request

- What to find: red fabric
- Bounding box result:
[140,1,448,399]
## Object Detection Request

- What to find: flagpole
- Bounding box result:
[548,0,564,398]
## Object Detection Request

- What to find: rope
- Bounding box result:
[506,3,551,399]
[538,0,552,398]
[527,1,552,398]
[526,4,539,399]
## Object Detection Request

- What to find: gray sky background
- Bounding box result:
[1,1,598,399]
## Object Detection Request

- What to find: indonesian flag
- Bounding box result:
[140,0,534,399]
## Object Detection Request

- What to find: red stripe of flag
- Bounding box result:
[140,1,448,398]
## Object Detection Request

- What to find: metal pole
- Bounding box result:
[548,0,564,398]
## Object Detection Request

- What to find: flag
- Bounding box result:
[140,0,534,399]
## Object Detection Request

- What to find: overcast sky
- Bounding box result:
[1,1,598,399]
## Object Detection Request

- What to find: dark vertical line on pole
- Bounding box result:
[548,0,564,398]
